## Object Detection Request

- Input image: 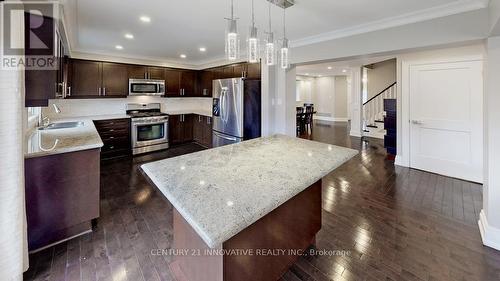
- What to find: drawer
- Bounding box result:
[94,119,130,130]
[97,128,129,138]
[101,135,129,145]
[101,138,130,152]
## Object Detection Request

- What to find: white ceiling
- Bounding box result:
[65,0,486,65]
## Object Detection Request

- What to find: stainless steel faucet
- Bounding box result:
[38,104,62,127]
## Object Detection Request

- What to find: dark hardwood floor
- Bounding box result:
[25,121,500,281]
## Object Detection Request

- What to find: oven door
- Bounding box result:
[132,121,168,148]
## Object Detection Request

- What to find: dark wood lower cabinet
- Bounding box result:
[93,118,131,159]
[25,149,101,252]
[169,114,194,145]
[168,180,321,281]
[172,114,211,147]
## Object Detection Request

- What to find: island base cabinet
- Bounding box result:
[170,180,322,281]
[25,149,100,252]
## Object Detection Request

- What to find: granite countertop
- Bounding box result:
[141,135,358,248]
[25,118,104,158]
[163,109,212,117]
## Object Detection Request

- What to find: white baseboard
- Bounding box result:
[394,155,408,167]
[313,116,349,122]
[478,210,500,251]
[350,131,362,137]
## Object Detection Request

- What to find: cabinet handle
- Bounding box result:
[198,116,201,122]
[109,146,115,149]
[203,89,208,96]
[67,86,71,97]
[207,118,211,125]
[109,136,114,139]
[98,87,101,96]
[109,129,114,132]
[103,87,106,96]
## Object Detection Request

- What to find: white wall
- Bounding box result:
[366,59,396,101]
[42,97,212,119]
[295,75,349,122]
[0,9,28,280]
[479,36,500,251]
[291,9,488,65]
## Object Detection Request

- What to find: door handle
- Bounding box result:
[411,120,424,125]
[214,131,237,141]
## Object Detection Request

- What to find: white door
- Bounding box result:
[409,60,483,182]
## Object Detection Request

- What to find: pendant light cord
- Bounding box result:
[283,7,286,38]
[268,0,272,31]
[252,0,255,26]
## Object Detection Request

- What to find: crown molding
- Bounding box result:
[70,49,200,69]
[291,0,489,48]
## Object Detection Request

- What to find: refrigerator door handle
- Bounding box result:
[213,131,238,141]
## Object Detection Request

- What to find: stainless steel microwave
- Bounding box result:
[129,79,165,96]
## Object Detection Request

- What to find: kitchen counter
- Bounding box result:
[25,118,104,158]
[141,134,357,248]
[163,109,212,117]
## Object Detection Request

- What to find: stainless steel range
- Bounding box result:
[127,103,169,155]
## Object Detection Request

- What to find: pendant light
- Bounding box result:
[225,0,240,60]
[280,6,290,69]
[265,0,276,66]
[247,0,260,63]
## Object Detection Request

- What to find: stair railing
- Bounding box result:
[363,82,397,129]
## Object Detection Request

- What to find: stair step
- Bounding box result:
[374,120,384,123]
[366,125,378,128]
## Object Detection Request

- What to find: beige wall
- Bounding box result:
[366,58,396,100]
[334,76,348,119]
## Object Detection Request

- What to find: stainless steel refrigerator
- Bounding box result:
[212,78,261,147]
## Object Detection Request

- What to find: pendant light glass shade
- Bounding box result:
[265,1,276,66]
[280,7,290,69]
[247,0,259,63]
[265,32,276,66]
[247,26,260,63]
[280,38,290,69]
[225,0,240,60]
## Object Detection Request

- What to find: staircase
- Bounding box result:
[362,82,397,139]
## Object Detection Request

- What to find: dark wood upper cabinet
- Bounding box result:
[199,70,213,97]
[165,69,181,96]
[102,63,128,97]
[246,62,261,79]
[24,12,59,107]
[233,64,245,78]
[148,67,165,80]
[180,70,197,96]
[69,60,102,98]
[128,65,148,79]
[128,65,164,80]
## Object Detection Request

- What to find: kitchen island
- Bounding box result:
[141,135,357,281]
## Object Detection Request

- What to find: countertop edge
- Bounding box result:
[140,140,358,248]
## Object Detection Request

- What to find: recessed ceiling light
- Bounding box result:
[140,16,151,23]
[305,73,309,75]
[180,54,187,58]
[115,45,123,50]
[199,47,206,52]
[124,33,134,39]
[327,66,332,70]
[342,69,347,73]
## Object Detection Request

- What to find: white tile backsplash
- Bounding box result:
[43,96,213,119]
